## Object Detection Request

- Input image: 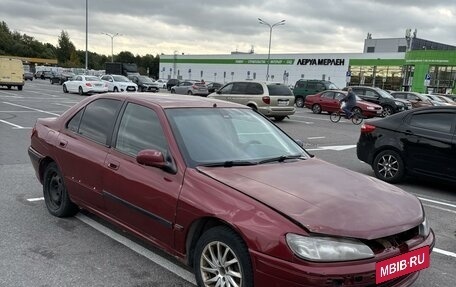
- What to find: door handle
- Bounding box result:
[107,161,120,170]
[404,130,414,135]
[59,140,68,147]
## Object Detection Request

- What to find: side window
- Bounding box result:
[66,109,84,133]
[246,83,263,95]
[365,90,378,98]
[78,99,122,145]
[335,92,345,100]
[115,103,167,156]
[409,112,454,133]
[321,91,334,99]
[295,81,306,89]
[232,82,249,94]
[352,88,364,95]
[218,83,233,94]
[394,93,406,99]
[316,83,325,91]
[407,94,419,101]
[306,82,316,89]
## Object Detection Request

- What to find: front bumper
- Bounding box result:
[259,106,296,116]
[251,231,435,287]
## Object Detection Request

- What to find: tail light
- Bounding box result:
[361,123,376,133]
[192,85,199,89]
[262,96,270,104]
[85,83,92,87]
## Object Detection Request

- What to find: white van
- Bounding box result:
[0,58,24,90]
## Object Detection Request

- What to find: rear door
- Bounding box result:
[319,91,337,111]
[402,110,456,180]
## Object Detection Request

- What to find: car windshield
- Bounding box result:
[376,88,394,99]
[267,84,293,96]
[165,108,308,167]
[85,76,100,81]
[428,95,443,101]
[113,75,130,82]
[328,83,339,89]
[138,76,153,83]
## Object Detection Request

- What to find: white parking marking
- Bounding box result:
[2,102,60,116]
[28,91,58,97]
[418,197,456,209]
[27,197,44,202]
[287,119,314,124]
[422,204,456,214]
[76,214,197,285]
[307,144,356,151]
[307,136,325,139]
[0,119,29,129]
[434,248,456,259]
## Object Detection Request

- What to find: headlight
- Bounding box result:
[395,101,405,106]
[366,106,375,110]
[286,233,374,262]
[419,217,430,237]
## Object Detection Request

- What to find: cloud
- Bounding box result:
[0,0,454,57]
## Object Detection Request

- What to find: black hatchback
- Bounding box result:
[357,106,456,183]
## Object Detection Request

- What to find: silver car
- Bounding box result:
[170,80,209,96]
[208,81,296,121]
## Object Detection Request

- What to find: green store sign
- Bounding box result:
[160,58,295,65]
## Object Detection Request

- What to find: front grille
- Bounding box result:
[364,226,420,254]
[126,86,136,92]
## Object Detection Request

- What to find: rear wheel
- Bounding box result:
[43,162,78,217]
[330,111,341,123]
[188,90,193,95]
[312,104,322,114]
[63,84,68,93]
[78,86,84,95]
[381,105,393,117]
[274,116,286,121]
[295,96,304,108]
[113,86,119,92]
[18,85,23,91]
[194,226,253,287]
[373,150,405,183]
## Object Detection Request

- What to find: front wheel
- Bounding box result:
[373,150,405,183]
[330,111,341,123]
[63,84,68,93]
[274,116,286,121]
[295,96,304,108]
[187,90,193,95]
[312,104,322,114]
[381,105,394,117]
[43,162,78,217]
[113,86,119,92]
[194,226,253,287]
[78,86,84,95]
[351,113,363,125]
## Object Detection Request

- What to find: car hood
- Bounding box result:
[197,158,423,240]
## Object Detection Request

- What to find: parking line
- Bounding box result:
[418,197,456,209]
[287,119,314,124]
[422,204,456,214]
[2,102,60,116]
[434,248,456,259]
[27,197,44,202]
[0,119,28,129]
[307,136,325,139]
[75,214,196,285]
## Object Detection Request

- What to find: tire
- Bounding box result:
[18,85,23,91]
[187,90,193,95]
[311,104,322,114]
[274,116,286,121]
[78,86,84,95]
[381,105,394,117]
[113,86,119,92]
[43,162,78,217]
[351,113,363,125]
[171,89,176,94]
[295,96,304,108]
[50,80,54,85]
[373,150,405,183]
[194,226,253,287]
[330,111,341,123]
[63,84,68,93]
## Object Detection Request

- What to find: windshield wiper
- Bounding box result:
[199,160,258,167]
[258,154,304,164]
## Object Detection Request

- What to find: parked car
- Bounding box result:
[128,75,160,92]
[170,80,209,96]
[41,71,54,80]
[345,86,412,117]
[390,91,433,109]
[166,78,180,90]
[34,71,43,79]
[206,82,223,94]
[357,106,456,183]
[28,93,434,287]
[293,79,338,108]
[23,71,34,81]
[423,94,450,106]
[100,74,137,92]
[62,75,108,95]
[304,90,383,118]
[437,95,456,105]
[209,81,296,121]
[155,79,168,89]
[50,72,76,85]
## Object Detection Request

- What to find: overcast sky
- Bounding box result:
[1,0,455,57]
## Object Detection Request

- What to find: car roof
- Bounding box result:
[91,93,249,109]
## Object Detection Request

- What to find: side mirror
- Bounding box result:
[217,90,222,94]
[136,149,165,168]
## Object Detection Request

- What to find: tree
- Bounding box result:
[56,31,76,66]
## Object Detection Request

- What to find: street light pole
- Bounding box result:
[258,18,285,81]
[102,32,121,62]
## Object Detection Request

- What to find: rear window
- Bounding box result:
[267,84,293,96]
[194,83,206,87]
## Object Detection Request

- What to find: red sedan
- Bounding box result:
[305,90,383,118]
[29,93,433,287]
